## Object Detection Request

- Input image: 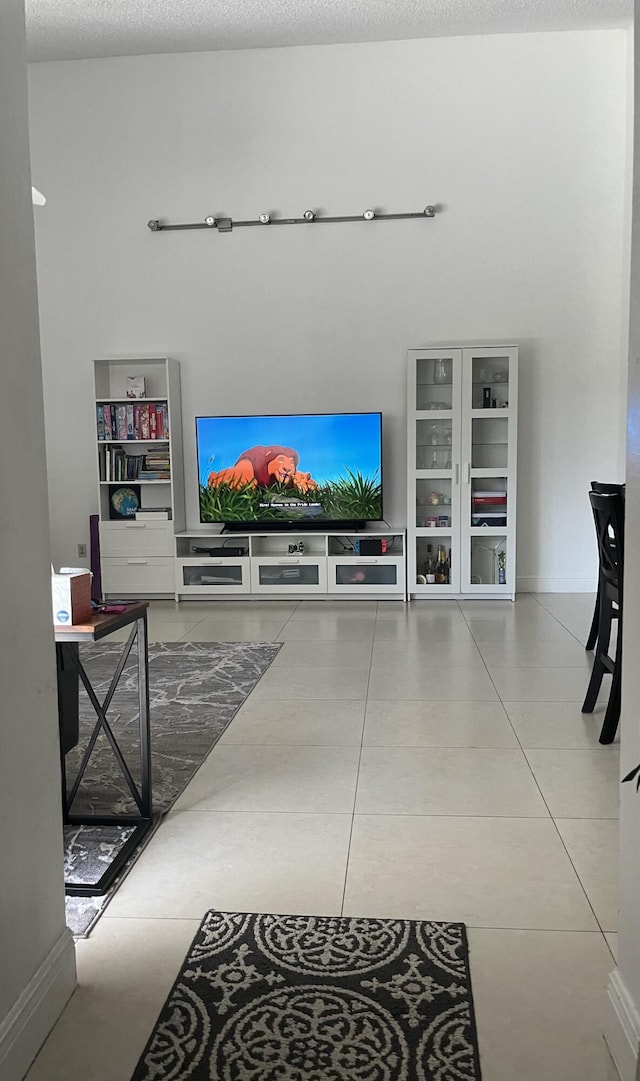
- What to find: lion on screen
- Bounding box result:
[207,445,318,493]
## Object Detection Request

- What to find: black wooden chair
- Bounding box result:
[581,490,625,743]
[585,481,625,650]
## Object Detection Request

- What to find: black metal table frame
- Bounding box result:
[58,608,151,896]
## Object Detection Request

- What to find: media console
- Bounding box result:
[174,527,407,601]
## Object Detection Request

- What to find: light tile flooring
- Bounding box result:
[26,593,621,1081]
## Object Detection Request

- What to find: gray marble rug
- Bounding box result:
[64,641,281,937]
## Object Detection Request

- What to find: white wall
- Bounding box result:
[605,14,640,1079]
[0,2,75,1078]
[28,31,629,589]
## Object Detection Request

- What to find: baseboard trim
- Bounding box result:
[605,969,640,1081]
[516,576,596,593]
[0,928,76,1081]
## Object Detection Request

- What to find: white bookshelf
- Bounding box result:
[94,356,185,597]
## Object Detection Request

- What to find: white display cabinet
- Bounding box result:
[94,356,185,597]
[174,528,406,601]
[407,345,517,600]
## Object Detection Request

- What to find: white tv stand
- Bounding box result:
[174,526,407,601]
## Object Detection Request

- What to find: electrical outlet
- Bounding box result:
[77,543,87,559]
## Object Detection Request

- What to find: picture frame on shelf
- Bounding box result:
[126,375,146,399]
[109,484,141,520]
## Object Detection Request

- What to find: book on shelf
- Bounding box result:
[116,404,127,440]
[101,446,171,482]
[96,400,168,442]
[155,403,169,438]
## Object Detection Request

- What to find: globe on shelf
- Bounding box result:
[110,487,139,518]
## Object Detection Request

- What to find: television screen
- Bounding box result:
[196,412,382,526]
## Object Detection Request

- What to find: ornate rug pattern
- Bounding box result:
[64,641,281,937]
[130,910,483,1081]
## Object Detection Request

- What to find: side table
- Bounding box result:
[55,601,151,895]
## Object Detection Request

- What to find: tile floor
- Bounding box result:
[26,593,621,1081]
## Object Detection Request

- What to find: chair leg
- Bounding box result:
[582,594,613,713]
[586,585,600,651]
[599,627,623,744]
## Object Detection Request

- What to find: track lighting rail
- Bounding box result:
[147,206,436,233]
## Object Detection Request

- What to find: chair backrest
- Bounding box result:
[589,491,625,599]
[590,480,625,496]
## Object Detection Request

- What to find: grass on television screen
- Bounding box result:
[199,469,382,523]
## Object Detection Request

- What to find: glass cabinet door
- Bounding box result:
[414,350,459,413]
[460,347,517,596]
[410,349,462,594]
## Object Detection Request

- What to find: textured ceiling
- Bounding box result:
[25,0,632,63]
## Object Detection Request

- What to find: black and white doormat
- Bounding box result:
[131,910,482,1081]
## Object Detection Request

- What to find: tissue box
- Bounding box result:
[52,571,92,626]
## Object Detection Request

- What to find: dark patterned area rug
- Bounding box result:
[64,642,281,937]
[131,910,482,1081]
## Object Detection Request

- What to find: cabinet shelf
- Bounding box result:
[471,408,510,419]
[96,396,169,404]
[471,468,510,478]
[99,479,170,485]
[98,439,169,445]
[472,380,510,387]
[469,526,508,536]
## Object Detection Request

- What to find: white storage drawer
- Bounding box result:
[250,557,327,595]
[102,557,174,594]
[100,521,174,557]
[176,558,251,595]
[328,556,405,595]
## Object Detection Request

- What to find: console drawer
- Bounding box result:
[100,521,173,557]
[102,557,174,594]
[176,558,251,594]
[328,556,405,595]
[250,557,327,595]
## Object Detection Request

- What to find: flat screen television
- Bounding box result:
[196,412,382,529]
